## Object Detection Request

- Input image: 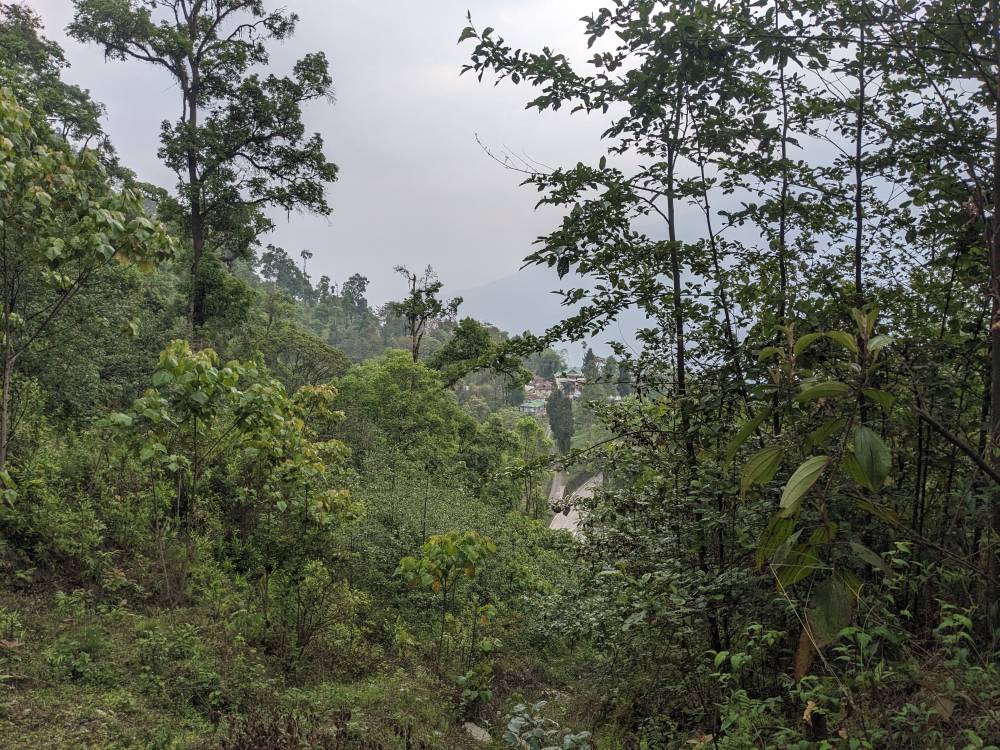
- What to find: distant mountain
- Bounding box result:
[454,263,648,365]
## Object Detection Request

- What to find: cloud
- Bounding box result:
[32,0,605,306]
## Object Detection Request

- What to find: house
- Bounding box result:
[525,375,554,400]
[518,399,547,416]
[555,369,586,399]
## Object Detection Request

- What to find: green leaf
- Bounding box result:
[853,426,891,490]
[793,332,824,356]
[806,575,852,646]
[854,497,902,525]
[779,456,829,517]
[795,381,850,402]
[851,308,872,337]
[825,330,859,354]
[457,26,477,43]
[804,417,847,452]
[774,545,821,587]
[862,387,895,413]
[724,407,770,464]
[841,451,867,488]
[849,541,888,573]
[152,370,173,387]
[868,334,893,353]
[740,446,784,497]
[756,513,795,568]
[757,346,783,361]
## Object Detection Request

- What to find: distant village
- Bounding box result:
[518,366,619,417]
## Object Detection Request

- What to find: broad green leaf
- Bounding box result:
[849,541,888,573]
[841,452,868,487]
[779,456,829,517]
[152,370,173,387]
[724,407,770,464]
[793,332,824,356]
[855,497,902,525]
[740,446,784,497]
[756,513,795,568]
[457,26,477,43]
[757,346,783,361]
[774,545,821,587]
[804,417,847,452]
[868,335,893,353]
[806,575,852,646]
[850,307,873,337]
[808,521,838,546]
[825,330,859,354]
[862,387,896,413]
[853,426,890,490]
[795,381,850,402]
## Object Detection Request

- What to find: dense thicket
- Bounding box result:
[3,0,1000,748]
[461,0,1000,746]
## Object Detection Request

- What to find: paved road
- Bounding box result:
[548,474,601,536]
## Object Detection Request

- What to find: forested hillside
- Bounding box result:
[1,0,999,748]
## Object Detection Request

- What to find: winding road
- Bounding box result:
[548,473,601,536]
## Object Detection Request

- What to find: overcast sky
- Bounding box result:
[32,0,611,305]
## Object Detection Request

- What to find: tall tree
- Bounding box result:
[546,387,574,454]
[581,347,599,382]
[70,0,339,329]
[0,89,174,469]
[385,265,461,362]
[0,3,110,157]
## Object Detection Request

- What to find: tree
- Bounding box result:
[546,388,574,454]
[341,273,370,316]
[396,531,496,671]
[384,265,461,361]
[0,3,109,156]
[525,347,566,379]
[70,0,339,328]
[0,89,174,469]
[256,244,312,302]
[429,317,531,390]
[462,1,1000,739]
[332,350,475,471]
[250,324,351,393]
[581,348,599,383]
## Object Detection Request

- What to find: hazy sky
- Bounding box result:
[32,0,609,305]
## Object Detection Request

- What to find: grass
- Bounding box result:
[0,588,494,749]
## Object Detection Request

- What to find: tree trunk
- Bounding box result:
[186,82,207,331]
[773,0,790,437]
[0,343,12,471]
[853,20,867,310]
[989,0,1000,636]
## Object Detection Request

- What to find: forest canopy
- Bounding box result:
[0,1,998,748]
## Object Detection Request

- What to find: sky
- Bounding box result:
[31,0,610,307]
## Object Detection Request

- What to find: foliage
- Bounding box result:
[70,0,339,327]
[546,388,574,454]
[462,0,1000,745]
[0,87,174,468]
[384,265,461,361]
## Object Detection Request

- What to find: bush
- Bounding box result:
[134,619,223,715]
